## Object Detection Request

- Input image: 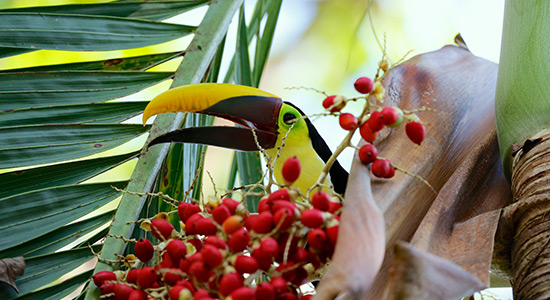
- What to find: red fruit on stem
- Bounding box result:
[250,211,274,234]
[359,122,378,143]
[113,284,134,300]
[385,164,396,178]
[184,213,202,235]
[204,235,227,250]
[307,228,327,249]
[380,107,399,126]
[229,287,256,300]
[221,198,240,215]
[166,239,187,261]
[137,266,157,289]
[126,268,140,284]
[212,205,231,225]
[358,144,378,164]
[93,270,117,287]
[311,191,330,211]
[328,201,342,214]
[169,285,192,300]
[251,248,273,271]
[302,295,314,300]
[267,189,291,203]
[270,200,297,214]
[151,219,174,241]
[99,282,115,295]
[194,289,210,299]
[301,209,324,228]
[256,282,275,300]
[178,202,201,223]
[371,158,391,178]
[223,215,244,234]
[257,198,270,212]
[291,266,309,286]
[259,237,279,259]
[322,95,346,112]
[326,225,339,246]
[282,157,300,183]
[234,255,259,274]
[195,218,218,236]
[270,277,288,293]
[339,113,358,131]
[367,111,384,132]
[188,261,211,282]
[273,207,295,231]
[134,238,154,263]
[201,245,223,268]
[163,268,182,286]
[187,237,203,252]
[406,121,426,145]
[354,76,374,94]
[290,246,309,261]
[228,228,250,252]
[128,290,147,300]
[219,272,244,296]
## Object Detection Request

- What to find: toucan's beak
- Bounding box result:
[142,83,282,151]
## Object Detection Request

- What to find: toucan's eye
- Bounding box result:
[283,112,297,125]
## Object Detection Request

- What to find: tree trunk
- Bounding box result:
[509,131,550,299]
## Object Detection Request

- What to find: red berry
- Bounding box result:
[223,215,244,234]
[228,228,250,252]
[311,191,330,211]
[221,198,240,215]
[212,205,231,225]
[267,189,291,203]
[371,158,391,178]
[178,202,201,223]
[406,121,426,145]
[322,95,345,112]
[229,287,256,300]
[234,255,259,274]
[204,235,228,250]
[385,164,396,178]
[301,209,324,228]
[381,107,403,127]
[187,237,203,252]
[354,76,374,94]
[367,111,384,132]
[257,198,270,212]
[291,266,309,286]
[328,201,342,214]
[93,270,117,287]
[137,266,157,289]
[163,268,182,286]
[307,228,327,249]
[358,144,378,164]
[169,285,192,300]
[166,239,187,261]
[272,207,295,231]
[126,268,140,284]
[302,295,314,300]
[282,157,300,183]
[270,200,297,214]
[251,248,273,271]
[359,122,378,143]
[113,284,134,300]
[256,282,275,300]
[380,107,398,126]
[326,225,339,246]
[188,261,211,282]
[270,277,288,293]
[195,217,218,236]
[339,113,358,131]
[259,237,279,259]
[250,211,274,234]
[184,213,202,235]
[194,289,210,299]
[134,238,154,263]
[219,272,244,296]
[128,290,147,300]
[99,282,115,295]
[201,245,223,268]
[290,247,308,261]
[151,219,174,241]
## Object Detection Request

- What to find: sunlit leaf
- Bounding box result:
[0,13,195,51]
[0,71,172,110]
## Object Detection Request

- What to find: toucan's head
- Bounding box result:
[143,83,348,194]
[142,83,307,152]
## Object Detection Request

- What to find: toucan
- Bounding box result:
[142,83,349,195]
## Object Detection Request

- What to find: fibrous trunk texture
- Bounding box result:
[509,132,550,300]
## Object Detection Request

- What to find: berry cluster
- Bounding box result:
[92,158,342,300]
[322,72,427,179]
